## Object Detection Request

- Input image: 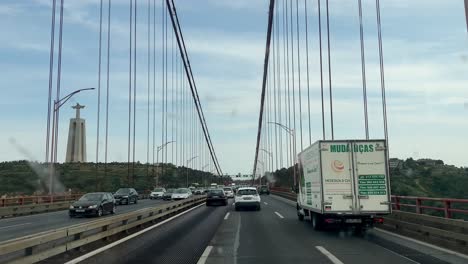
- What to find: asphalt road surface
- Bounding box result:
[66,195,449,264]
[0,199,169,242]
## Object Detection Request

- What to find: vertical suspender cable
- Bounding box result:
[318,0,325,140]
[104,0,112,179]
[132,0,137,184]
[284,0,292,170]
[45,0,56,163]
[160,0,165,186]
[127,0,133,184]
[326,0,334,139]
[290,0,297,158]
[96,0,103,188]
[172,27,175,164]
[164,7,168,172]
[358,0,369,139]
[304,0,312,145]
[272,6,278,171]
[152,0,156,178]
[147,0,151,180]
[295,0,303,152]
[53,0,64,171]
[376,0,389,164]
[276,1,282,169]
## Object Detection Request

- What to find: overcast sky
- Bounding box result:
[0,0,467,175]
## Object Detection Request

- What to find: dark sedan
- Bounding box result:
[69,192,115,217]
[258,185,270,195]
[162,188,175,200]
[206,189,227,206]
[114,188,138,205]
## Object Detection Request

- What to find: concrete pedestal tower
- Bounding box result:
[65,103,87,162]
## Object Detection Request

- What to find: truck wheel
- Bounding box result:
[312,213,322,231]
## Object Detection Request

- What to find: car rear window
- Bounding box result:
[237,189,257,195]
[223,188,232,191]
[209,189,224,195]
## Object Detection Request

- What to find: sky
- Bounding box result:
[0,0,467,175]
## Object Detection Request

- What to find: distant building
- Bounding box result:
[416,159,443,166]
[65,103,87,162]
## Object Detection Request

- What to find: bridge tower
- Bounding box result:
[65,103,87,162]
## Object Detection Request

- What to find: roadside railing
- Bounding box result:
[0,196,206,264]
[0,194,83,207]
[392,196,468,219]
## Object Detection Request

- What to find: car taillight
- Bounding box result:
[373,217,384,224]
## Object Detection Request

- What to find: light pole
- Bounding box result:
[48,88,95,194]
[154,141,175,186]
[268,122,297,188]
[186,156,198,187]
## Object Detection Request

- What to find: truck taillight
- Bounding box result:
[373,217,384,224]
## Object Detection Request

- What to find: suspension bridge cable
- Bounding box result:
[290,0,297,158]
[160,0,165,185]
[104,0,112,179]
[172,26,175,165]
[358,0,369,139]
[272,7,278,171]
[45,0,56,163]
[376,0,389,154]
[127,0,133,184]
[285,0,292,168]
[295,0,303,152]
[132,0,137,184]
[252,0,275,179]
[326,0,334,139]
[53,0,65,165]
[96,0,103,187]
[318,0,325,140]
[152,0,156,179]
[276,1,283,169]
[304,0,311,146]
[167,0,224,175]
[147,0,151,178]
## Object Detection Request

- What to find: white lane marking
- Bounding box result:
[233,212,241,264]
[274,212,284,219]
[196,245,213,264]
[375,228,468,261]
[224,212,230,220]
[0,222,31,230]
[371,242,420,264]
[65,203,205,264]
[264,202,268,205]
[316,246,344,264]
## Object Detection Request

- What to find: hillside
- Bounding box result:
[0,161,228,196]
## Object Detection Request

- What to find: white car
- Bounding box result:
[172,188,193,200]
[223,187,234,198]
[150,188,166,199]
[234,187,261,211]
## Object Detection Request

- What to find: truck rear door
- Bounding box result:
[320,141,354,213]
[351,141,391,213]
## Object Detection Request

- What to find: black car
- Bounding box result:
[206,189,227,206]
[69,192,115,217]
[258,185,270,195]
[114,188,139,205]
[162,188,175,200]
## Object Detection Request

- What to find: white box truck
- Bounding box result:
[296,140,391,231]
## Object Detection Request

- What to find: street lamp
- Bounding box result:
[267,122,297,188]
[48,88,95,194]
[155,141,176,165]
[186,156,198,187]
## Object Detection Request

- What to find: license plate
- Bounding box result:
[243,197,252,200]
[212,196,219,198]
[76,209,85,213]
[345,219,362,223]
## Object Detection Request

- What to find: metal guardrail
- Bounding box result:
[0,196,206,264]
[0,194,83,207]
[392,196,468,218]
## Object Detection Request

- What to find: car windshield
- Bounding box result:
[115,188,130,194]
[153,188,164,192]
[260,186,268,189]
[79,193,103,201]
[174,189,188,194]
[223,188,232,191]
[237,189,257,196]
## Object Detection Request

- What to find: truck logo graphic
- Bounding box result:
[331,160,345,173]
